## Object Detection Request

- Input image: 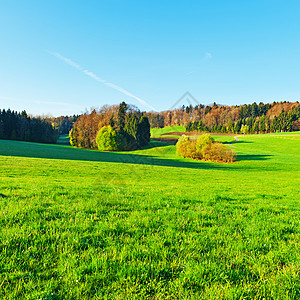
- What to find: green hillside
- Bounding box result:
[0,133,299,299]
[150,126,186,138]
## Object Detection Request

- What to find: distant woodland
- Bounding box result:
[146,101,300,133]
[0,109,59,143]
[1,101,299,146]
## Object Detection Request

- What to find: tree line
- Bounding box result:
[0,109,58,143]
[145,101,300,133]
[51,115,79,135]
[2,100,298,147]
[70,102,150,150]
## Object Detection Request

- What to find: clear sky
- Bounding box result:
[1,0,300,116]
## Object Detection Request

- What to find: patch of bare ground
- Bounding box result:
[227,136,239,147]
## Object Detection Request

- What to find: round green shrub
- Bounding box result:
[196,134,214,152]
[96,126,124,151]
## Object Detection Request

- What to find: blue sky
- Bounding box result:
[0,0,300,116]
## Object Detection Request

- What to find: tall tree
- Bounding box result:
[137,116,150,147]
[116,101,127,134]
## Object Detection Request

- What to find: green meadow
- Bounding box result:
[0,132,299,299]
[150,126,186,138]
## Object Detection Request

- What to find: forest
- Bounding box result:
[0,109,58,143]
[146,101,300,133]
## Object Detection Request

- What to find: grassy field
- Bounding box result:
[150,126,186,138]
[0,132,300,299]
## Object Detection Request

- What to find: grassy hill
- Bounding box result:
[150,126,186,138]
[0,133,299,299]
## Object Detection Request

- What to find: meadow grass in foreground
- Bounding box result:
[0,132,299,299]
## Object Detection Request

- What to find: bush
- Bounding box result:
[176,136,199,159]
[176,134,236,163]
[96,126,125,151]
[196,134,214,153]
[176,135,189,155]
[201,142,236,163]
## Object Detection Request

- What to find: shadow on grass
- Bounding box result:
[56,135,70,146]
[0,139,270,170]
[223,141,253,145]
[141,140,173,149]
[236,154,272,161]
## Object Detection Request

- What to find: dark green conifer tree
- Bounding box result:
[137,115,150,147]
